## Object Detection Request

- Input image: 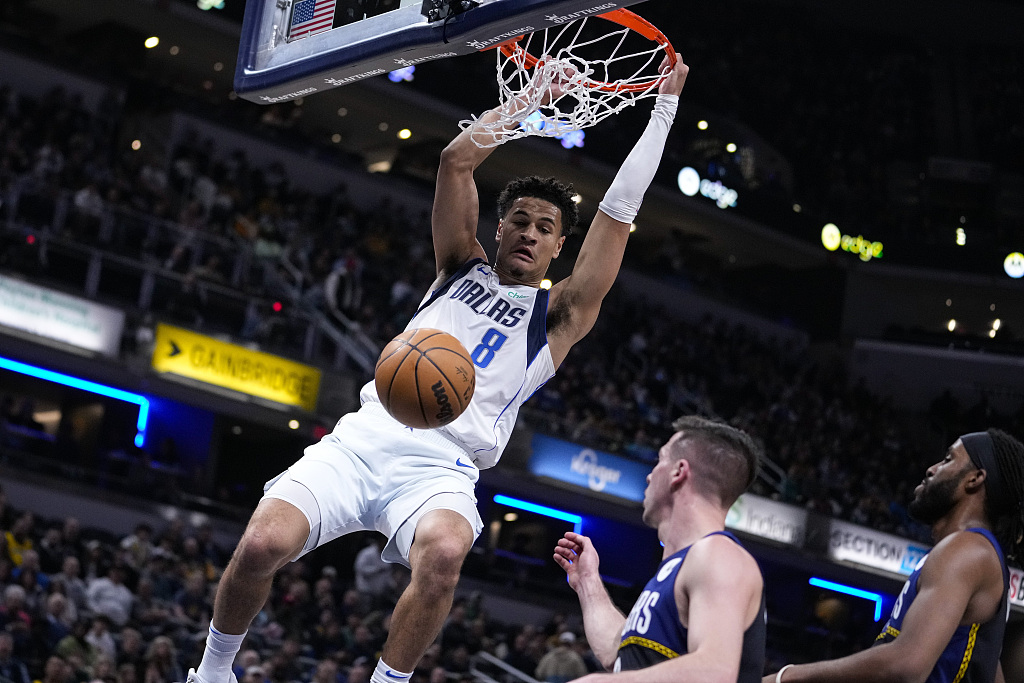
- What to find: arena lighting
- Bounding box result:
[809,577,884,622]
[1004,252,1024,279]
[948,319,957,332]
[144,36,159,48]
[0,355,150,447]
[539,279,552,290]
[697,120,708,130]
[493,494,582,533]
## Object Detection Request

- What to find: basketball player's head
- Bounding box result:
[494,176,578,281]
[642,416,761,526]
[911,429,1024,558]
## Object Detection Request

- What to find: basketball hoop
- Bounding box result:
[461,9,676,148]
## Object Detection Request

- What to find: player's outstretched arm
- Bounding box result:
[569,534,762,683]
[431,121,493,280]
[432,73,566,278]
[546,55,688,368]
[554,532,626,669]
[763,531,1004,683]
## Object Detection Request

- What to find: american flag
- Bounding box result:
[290,0,336,38]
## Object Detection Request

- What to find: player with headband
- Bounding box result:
[186,54,689,683]
[767,428,1024,683]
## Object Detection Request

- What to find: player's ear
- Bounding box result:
[552,235,566,259]
[965,467,987,495]
[671,458,690,486]
[495,220,504,243]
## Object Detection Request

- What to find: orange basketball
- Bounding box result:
[375,328,476,429]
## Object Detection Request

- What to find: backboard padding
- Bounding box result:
[234,0,650,103]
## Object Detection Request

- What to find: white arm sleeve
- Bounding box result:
[597,94,679,225]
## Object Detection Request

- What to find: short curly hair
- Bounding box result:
[496,175,579,236]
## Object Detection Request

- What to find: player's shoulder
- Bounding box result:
[931,528,998,557]
[685,533,761,579]
[923,528,1003,584]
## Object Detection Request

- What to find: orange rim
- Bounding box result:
[496,8,676,93]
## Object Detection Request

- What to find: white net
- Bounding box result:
[460,14,671,148]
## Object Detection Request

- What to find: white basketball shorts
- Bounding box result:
[262,401,484,567]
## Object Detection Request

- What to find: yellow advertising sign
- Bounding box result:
[152,323,321,411]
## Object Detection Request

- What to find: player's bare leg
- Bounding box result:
[373,509,475,680]
[190,499,310,683]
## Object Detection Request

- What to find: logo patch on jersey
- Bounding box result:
[507,291,528,299]
[448,279,527,327]
[657,557,683,582]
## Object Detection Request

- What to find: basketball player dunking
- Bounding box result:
[186,55,689,683]
[555,416,766,682]
[766,429,1024,683]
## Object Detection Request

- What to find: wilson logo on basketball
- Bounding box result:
[432,381,454,422]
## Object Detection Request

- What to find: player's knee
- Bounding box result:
[234,503,309,572]
[410,522,472,590]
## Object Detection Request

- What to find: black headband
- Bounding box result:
[961,431,1014,512]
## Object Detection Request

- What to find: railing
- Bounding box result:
[470,651,540,683]
[1,180,380,373]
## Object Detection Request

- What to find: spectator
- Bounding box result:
[232,650,262,682]
[54,556,89,622]
[193,524,225,570]
[310,659,340,683]
[241,665,266,683]
[172,573,211,633]
[41,655,72,683]
[0,631,31,683]
[534,632,588,683]
[86,566,133,627]
[0,585,31,638]
[61,519,85,561]
[116,627,146,683]
[503,629,540,676]
[346,657,371,683]
[42,593,73,650]
[120,525,154,571]
[85,616,117,661]
[142,636,183,683]
[55,619,98,673]
[36,529,66,574]
[352,538,393,605]
[92,654,117,683]
[4,513,34,566]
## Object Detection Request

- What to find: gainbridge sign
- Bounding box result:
[151,324,321,411]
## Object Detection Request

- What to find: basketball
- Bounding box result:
[375,328,476,429]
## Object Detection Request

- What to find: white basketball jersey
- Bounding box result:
[360,258,554,468]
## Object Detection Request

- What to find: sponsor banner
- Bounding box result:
[726,494,807,547]
[828,519,930,576]
[151,323,320,411]
[0,274,125,357]
[528,434,650,502]
[1010,566,1024,609]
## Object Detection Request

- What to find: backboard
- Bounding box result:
[234,0,650,104]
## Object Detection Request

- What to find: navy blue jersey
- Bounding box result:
[874,527,1009,683]
[615,531,766,681]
